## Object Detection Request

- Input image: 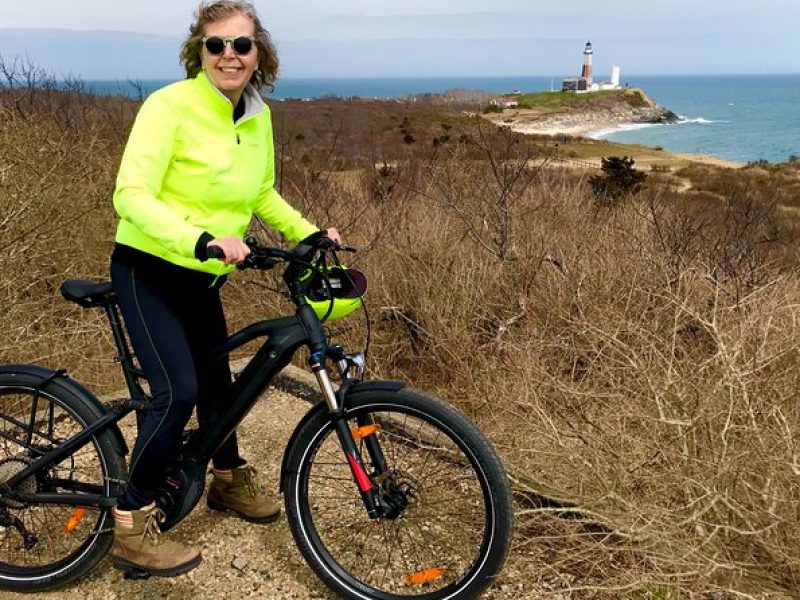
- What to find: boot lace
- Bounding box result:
[240,466,260,498]
[141,506,167,546]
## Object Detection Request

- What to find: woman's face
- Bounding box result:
[201,11,258,104]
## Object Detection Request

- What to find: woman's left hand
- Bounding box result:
[324,227,342,245]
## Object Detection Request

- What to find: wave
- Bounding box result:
[676,116,729,125]
[588,122,659,139]
[589,116,729,140]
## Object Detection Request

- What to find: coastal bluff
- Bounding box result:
[484,87,678,138]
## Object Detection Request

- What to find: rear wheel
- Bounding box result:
[284,388,513,599]
[0,371,126,591]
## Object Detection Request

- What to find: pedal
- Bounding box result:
[122,568,152,581]
[181,428,197,444]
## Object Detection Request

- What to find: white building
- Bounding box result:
[490,94,520,108]
[592,66,622,91]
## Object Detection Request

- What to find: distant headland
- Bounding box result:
[482,87,678,138]
[482,41,678,138]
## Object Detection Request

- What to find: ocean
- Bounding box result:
[592,75,800,164]
[85,74,800,164]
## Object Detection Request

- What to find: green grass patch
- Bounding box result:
[515,89,632,112]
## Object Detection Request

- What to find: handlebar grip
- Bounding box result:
[206,245,225,260]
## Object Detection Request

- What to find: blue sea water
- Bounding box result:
[84,75,555,100]
[85,74,800,164]
[595,75,800,164]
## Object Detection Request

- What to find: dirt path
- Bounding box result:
[3,367,525,600]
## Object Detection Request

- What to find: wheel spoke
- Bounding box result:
[0,383,116,580]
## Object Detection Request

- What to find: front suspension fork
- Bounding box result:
[310,357,387,519]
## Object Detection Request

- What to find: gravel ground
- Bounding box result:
[1,366,530,600]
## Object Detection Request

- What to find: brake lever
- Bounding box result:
[238,251,281,271]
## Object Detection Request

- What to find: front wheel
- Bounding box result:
[284,387,513,599]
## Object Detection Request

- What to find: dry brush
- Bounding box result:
[2,69,800,597]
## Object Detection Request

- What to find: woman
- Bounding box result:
[109,1,339,577]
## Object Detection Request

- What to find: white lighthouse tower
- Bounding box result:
[581,41,594,86]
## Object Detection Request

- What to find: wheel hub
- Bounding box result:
[0,458,37,509]
[377,469,419,519]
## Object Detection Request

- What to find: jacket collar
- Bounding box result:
[194,70,265,122]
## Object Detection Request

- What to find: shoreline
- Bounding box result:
[503,118,745,170]
[505,117,661,141]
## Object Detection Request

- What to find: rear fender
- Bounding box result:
[278,379,405,492]
[0,364,128,457]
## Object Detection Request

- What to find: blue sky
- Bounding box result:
[0,1,797,78]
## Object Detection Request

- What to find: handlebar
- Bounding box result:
[206,234,355,271]
[208,232,368,357]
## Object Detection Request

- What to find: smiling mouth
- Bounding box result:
[219,67,241,73]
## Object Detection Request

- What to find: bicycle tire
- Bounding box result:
[0,369,126,592]
[284,387,513,600]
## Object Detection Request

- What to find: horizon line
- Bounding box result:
[75,72,800,81]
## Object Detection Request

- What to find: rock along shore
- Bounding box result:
[487,88,679,138]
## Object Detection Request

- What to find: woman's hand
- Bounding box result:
[324,227,342,245]
[207,237,251,265]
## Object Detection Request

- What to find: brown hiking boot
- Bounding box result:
[207,465,281,523]
[109,502,201,577]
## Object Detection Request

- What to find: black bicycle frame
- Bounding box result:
[4,295,385,517]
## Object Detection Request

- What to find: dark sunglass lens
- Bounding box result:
[204,37,225,55]
[232,36,253,55]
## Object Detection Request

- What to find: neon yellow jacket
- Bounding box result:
[113,71,318,275]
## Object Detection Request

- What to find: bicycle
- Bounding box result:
[0,234,513,599]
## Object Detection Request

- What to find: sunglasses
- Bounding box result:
[202,35,256,56]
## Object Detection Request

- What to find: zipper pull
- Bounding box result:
[236,134,240,145]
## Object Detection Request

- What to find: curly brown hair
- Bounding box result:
[179,1,279,91]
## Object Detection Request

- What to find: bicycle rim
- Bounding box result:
[0,385,112,579]
[294,401,498,599]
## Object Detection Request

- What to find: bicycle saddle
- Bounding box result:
[60,280,115,308]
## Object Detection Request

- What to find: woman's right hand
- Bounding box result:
[207,237,251,265]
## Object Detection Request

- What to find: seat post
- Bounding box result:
[103,302,145,400]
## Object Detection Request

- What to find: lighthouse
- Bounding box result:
[561,41,620,92]
[581,41,593,86]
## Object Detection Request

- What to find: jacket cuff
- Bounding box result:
[194,232,215,261]
[299,229,325,245]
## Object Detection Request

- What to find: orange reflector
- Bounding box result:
[351,424,381,441]
[63,507,87,534]
[407,567,446,585]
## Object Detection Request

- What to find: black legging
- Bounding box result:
[110,246,244,510]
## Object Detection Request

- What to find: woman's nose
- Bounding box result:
[222,41,236,58]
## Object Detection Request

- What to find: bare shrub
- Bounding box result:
[0,58,129,392]
[415,124,547,260]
